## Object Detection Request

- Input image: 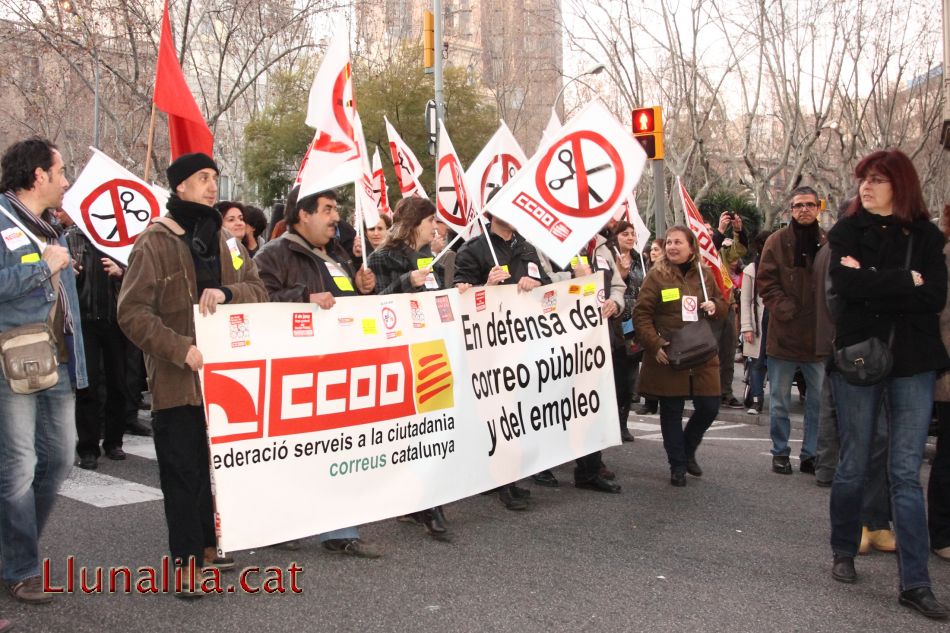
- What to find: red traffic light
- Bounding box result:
[632,108,655,134]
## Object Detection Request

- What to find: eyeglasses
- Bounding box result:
[859,176,890,186]
[791,202,819,211]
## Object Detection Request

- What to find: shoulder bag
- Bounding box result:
[0,205,60,394]
[832,234,912,386]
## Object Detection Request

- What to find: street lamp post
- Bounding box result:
[60,0,100,149]
[553,63,605,116]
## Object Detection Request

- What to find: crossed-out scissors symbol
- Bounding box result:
[547,149,612,202]
[90,191,151,240]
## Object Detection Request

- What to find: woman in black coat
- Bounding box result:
[827,149,950,619]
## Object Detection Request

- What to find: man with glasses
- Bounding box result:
[757,186,828,475]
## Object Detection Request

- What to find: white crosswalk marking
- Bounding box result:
[122,435,157,460]
[59,468,163,508]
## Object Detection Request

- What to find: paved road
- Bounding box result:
[6,413,947,633]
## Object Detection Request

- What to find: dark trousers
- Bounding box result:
[658,396,719,474]
[574,451,603,482]
[76,320,130,456]
[929,403,950,549]
[711,306,738,398]
[122,340,147,427]
[613,348,632,431]
[152,405,215,564]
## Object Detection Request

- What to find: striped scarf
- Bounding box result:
[2,191,75,334]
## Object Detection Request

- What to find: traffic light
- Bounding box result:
[423,11,435,70]
[631,106,664,160]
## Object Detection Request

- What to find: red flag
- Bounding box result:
[677,177,731,300]
[153,0,213,159]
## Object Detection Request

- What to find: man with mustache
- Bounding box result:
[254,188,378,556]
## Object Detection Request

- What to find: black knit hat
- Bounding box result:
[166,153,218,192]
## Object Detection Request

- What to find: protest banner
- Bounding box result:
[371,148,392,218]
[194,275,618,552]
[484,101,647,267]
[62,148,169,265]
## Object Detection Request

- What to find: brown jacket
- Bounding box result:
[117,217,267,411]
[254,233,362,302]
[757,224,827,362]
[634,260,727,397]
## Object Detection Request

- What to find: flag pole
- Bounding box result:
[143,101,158,182]
[695,257,710,303]
[478,215,500,268]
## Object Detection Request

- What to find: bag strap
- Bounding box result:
[887,234,914,347]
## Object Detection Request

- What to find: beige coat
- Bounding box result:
[739,261,764,358]
[117,217,267,411]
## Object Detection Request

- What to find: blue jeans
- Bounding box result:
[0,365,76,583]
[830,371,934,591]
[319,527,359,542]
[658,396,719,475]
[749,316,769,398]
[767,358,824,458]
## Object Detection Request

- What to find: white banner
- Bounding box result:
[61,148,169,265]
[485,101,647,267]
[194,275,618,552]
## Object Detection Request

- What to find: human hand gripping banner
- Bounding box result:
[194,274,618,552]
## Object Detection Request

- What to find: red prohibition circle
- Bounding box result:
[381,307,397,330]
[535,131,624,218]
[436,155,469,227]
[80,179,159,247]
[480,153,521,206]
[684,296,697,311]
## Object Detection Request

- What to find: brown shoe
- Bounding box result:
[868,528,897,552]
[6,575,52,604]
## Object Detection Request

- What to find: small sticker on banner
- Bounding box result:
[229,314,250,348]
[682,295,699,322]
[568,285,580,295]
[292,312,313,337]
[362,318,377,335]
[435,295,454,322]
[528,262,540,279]
[410,300,426,328]
[583,283,596,296]
[661,288,681,302]
[21,252,40,264]
[542,290,557,314]
[2,227,29,251]
[475,290,486,312]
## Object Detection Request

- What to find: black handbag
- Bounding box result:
[666,319,718,370]
[832,235,912,386]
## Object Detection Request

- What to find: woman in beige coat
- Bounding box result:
[739,230,772,414]
[634,226,727,486]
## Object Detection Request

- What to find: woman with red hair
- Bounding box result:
[827,149,949,619]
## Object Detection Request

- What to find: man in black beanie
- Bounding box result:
[118,152,267,598]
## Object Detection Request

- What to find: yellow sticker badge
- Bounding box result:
[362,318,377,335]
[416,257,433,270]
[661,288,681,302]
[20,252,40,264]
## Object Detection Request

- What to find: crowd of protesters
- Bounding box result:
[0,138,947,620]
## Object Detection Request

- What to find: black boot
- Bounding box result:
[421,508,450,541]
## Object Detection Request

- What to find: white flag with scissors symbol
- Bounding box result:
[62,148,169,265]
[484,101,647,267]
